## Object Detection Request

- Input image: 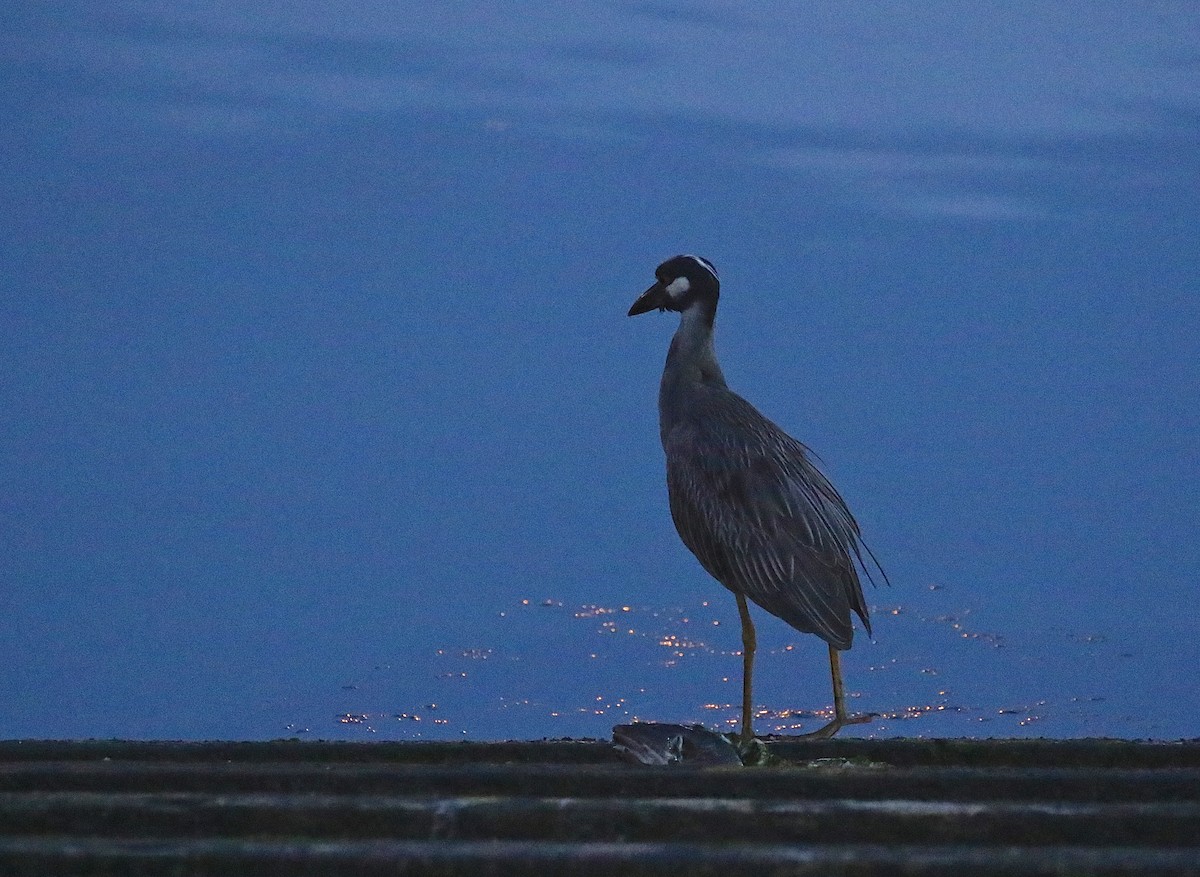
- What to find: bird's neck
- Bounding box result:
[659,306,727,430]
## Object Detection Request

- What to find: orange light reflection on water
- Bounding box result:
[321,593,1090,741]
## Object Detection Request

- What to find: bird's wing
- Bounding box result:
[664,390,872,648]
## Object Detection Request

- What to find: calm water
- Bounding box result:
[2,4,1197,741]
[295,584,1190,742]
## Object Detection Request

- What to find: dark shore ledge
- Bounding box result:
[1,737,1198,876]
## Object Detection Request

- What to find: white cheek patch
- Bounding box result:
[665,276,691,299]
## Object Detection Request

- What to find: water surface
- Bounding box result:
[2,3,1197,741]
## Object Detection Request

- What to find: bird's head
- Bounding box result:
[628,254,720,317]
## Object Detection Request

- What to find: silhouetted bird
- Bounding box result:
[628,254,886,743]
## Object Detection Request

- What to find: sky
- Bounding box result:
[1,2,1198,742]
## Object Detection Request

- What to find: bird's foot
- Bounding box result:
[794,711,874,741]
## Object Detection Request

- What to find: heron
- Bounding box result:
[628,254,886,745]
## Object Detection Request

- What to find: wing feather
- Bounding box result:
[664,386,877,648]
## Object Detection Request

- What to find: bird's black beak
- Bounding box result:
[628,281,667,316]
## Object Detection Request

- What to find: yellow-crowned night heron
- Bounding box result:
[628,254,886,744]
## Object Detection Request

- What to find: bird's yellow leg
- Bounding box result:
[830,645,870,727]
[796,644,872,740]
[735,593,756,747]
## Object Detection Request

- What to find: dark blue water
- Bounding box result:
[291,584,1191,742]
[2,4,1197,742]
